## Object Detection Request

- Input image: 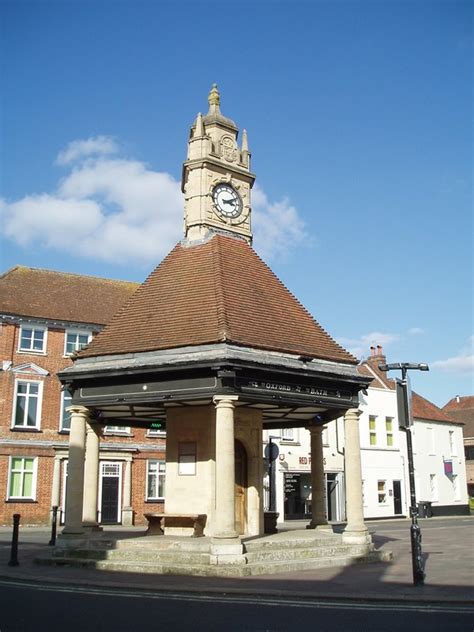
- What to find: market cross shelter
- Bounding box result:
[57,86,378,571]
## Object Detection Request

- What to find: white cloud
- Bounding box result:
[1,136,305,266]
[432,338,474,375]
[56,136,119,166]
[252,184,307,260]
[408,327,424,336]
[337,331,400,359]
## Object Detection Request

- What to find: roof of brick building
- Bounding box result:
[442,396,474,437]
[412,391,459,424]
[80,234,357,363]
[0,266,138,326]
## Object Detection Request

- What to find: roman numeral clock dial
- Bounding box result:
[212,183,243,219]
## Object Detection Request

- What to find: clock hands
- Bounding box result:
[222,197,237,207]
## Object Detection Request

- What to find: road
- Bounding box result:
[0,578,472,632]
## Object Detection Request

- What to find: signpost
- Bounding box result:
[379,361,429,586]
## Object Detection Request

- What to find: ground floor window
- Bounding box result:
[147,460,165,500]
[377,480,387,504]
[7,456,37,500]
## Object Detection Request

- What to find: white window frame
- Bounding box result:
[377,480,387,504]
[104,425,131,435]
[429,473,438,501]
[452,474,460,501]
[146,460,166,501]
[64,329,92,356]
[18,324,47,354]
[427,427,435,455]
[369,415,377,446]
[60,390,72,432]
[281,427,295,442]
[449,430,457,456]
[322,427,329,446]
[7,456,38,500]
[11,379,43,430]
[385,417,394,447]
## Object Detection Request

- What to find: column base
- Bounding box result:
[122,507,134,526]
[61,526,86,536]
[306,521,333,532]
[342,528,372,546]
[210,537,245,565]
[82,523,103,532]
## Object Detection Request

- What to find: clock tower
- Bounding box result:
[182,84,256,243]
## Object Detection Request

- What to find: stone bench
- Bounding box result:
[144,513,207,537]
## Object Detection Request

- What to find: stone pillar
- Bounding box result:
[307,426,332,531]
[212,395,239,539]
[62,406,89,535]
[122,458,134,526]
[82,422,101,529]
[342,408,371,546]
[51,456,62,509]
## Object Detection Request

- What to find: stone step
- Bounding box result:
[51,547,211,565]
[243,535,342,551]
[244,544,366,563]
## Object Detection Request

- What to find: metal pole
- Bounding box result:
[49,505,58,546]
[268,437,274,512]
[400,366,425,586]
[8,514,20,567]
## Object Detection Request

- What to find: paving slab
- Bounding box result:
[0,517,472,605]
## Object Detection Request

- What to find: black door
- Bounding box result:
[101,477,120,524]
[393,480,403,515]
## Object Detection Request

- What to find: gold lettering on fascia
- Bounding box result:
[247,380,344,399]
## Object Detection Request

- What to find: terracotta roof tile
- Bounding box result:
[0,266,138,325]
[412,391,459,424]
[80,234,357,364]
[442,396,474,436]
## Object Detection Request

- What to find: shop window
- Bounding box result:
[377,480,387,504]
[385,417,394,447]
[369,416,377,446]
[146,460,166,500]
[64,330,91,355]
[12,380,42,429]
[19,325,47,353]
[7,457,37,500]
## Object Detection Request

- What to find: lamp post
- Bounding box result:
[379,362,429,586]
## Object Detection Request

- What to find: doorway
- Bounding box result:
[234,440,248,535]
[393,479,403,515]
[100,462,122,524]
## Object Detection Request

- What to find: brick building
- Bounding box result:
[443,396,474,499]
[0,266,168,526]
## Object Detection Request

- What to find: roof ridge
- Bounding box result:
[0,265,139,286]
[247,242,357,362]
[212,236,230,341]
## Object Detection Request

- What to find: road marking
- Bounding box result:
[0,578,471,614]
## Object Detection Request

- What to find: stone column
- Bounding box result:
[51,456,62,508]
[342,408,371,546]
[122,458,134,526]
[307,426,332,531]
[212,395,239,539]
[82,422,101,529]
[62,406,89,535]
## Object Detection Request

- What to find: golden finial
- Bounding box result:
[208,83,220,107]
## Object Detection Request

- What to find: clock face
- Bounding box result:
[212,183,243,219]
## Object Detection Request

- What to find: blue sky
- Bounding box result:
[1,0,472,407]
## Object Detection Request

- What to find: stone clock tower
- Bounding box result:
[182,84,256,243]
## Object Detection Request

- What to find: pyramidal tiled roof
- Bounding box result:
[80,234,357,364]
[0,266,138,325]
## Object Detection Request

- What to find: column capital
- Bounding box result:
[66,405,91,418]
[307,424,324,435]
[213,395,239,408]
[344,408,362,420]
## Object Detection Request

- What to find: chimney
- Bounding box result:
[456,395,460,404]
[366,344,386,369]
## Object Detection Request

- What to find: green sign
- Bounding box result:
[149,421,166,431]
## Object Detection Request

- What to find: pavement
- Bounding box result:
[0,516,473,605]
